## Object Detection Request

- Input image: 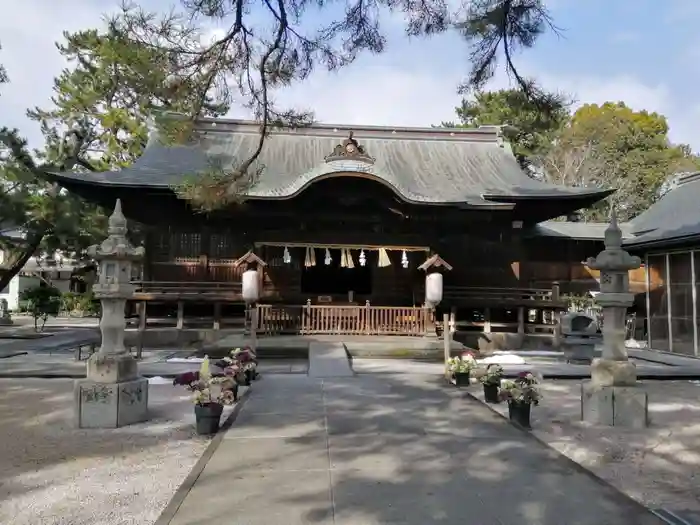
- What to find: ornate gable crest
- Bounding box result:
[324,131,375,164]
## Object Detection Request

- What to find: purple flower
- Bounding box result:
[173,371,199,386]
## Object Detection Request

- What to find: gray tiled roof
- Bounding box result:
[530,221,633,241]
[625,172,700,247]
[49,118,610,205]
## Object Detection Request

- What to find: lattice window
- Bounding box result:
[171,232,202,258]
[150,231,171,261]
[209,233,237,258]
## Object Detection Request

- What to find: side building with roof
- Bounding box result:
[48,117,617,342]
[622,171,700,357]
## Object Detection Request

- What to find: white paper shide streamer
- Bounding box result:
[401,250,409,268]
[283,246,291,264]
[345,249,354,269]
[304,247,317,267]
[377,248,391,268]
[324,248,332,265]
[358,249,366,267]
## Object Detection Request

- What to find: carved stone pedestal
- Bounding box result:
[578,212,649,428]
[73,199,149,429]
[74,376,149,428]
[581,381,649,429]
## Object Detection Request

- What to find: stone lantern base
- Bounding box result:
[580,359,649,428]
[74,353,149,428]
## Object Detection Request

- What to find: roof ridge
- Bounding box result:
[193,117,502,143]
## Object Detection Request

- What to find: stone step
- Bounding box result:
[307,342,353,378]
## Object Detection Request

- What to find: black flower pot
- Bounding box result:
[245,369,258,384]
[508,401,532,429]
[453,371,470,387]
[483,383,500,403]
[194,402,224,436]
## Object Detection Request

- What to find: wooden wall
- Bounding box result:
[145,226,621,303]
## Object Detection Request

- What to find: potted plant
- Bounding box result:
[479,364,504,403]
[173,356,241,435]
[232,347,259,384]
[499,372,542,429]
[447,351,476,387]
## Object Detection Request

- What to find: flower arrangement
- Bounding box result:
[447,351,476,374]
[479,363,504,386]
[173,356,240,406]
[220,347,259,383]
[499,371,542,405]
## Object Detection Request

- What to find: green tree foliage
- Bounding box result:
[446,94,699,223]
[19,285,62,332]
[540,102,700,221]
[0,128,101,293]
[28,29,227,172]
[106,0,555,210]
[1,27,228,291]
[443,88,570,173]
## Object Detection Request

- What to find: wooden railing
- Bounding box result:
[256,302,433,336]
[442,285,563,306]
[132,281,241,295]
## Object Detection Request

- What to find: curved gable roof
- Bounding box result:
[625,172,700,248]
[49,118,611,207]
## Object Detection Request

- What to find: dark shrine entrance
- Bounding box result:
[301,249,372,295]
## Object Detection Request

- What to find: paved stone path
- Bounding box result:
[308,342,354,378]
[164,373,665,525]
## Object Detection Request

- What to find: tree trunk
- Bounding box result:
[0,231,45,292]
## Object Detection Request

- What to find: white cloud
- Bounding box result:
[1,0,698,155]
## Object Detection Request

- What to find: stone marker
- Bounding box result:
[0,298,12,325]
[74,199,149,428]
[580,211,649,428]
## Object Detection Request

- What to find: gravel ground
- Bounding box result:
[471,379,700,512]
[0,378,229,525]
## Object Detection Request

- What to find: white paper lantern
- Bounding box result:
[425,272,443,306]
[242,269,260,303]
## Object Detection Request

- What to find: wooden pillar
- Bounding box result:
[443,313,451,380]
[484,307,492,334]
[551,282,561,302]
[176,301,184,330]
[517,306,525,336]
[213,302,221,330]
[137,301,147,360]
[143,228,154,282]
[250,306,258,353]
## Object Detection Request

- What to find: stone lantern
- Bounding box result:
[74,199,149,428]
[580,211,648,428]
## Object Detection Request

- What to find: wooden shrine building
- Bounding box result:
[49,118,615,339]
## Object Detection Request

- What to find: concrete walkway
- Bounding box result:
[308,342,354,378]
[161,373,664,525]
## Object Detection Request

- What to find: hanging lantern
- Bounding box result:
[425,272,443,306]
[283,246,291,264]
[401,250,409,269]
[242,269,260,303]
[324,248,332,265]
[359,249,366,267]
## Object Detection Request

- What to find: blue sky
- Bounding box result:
[1,0,698,150]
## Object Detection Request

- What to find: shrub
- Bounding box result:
[20,285,62,332]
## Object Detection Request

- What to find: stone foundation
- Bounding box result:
[74,377,149,428]
[580,382,649,429]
